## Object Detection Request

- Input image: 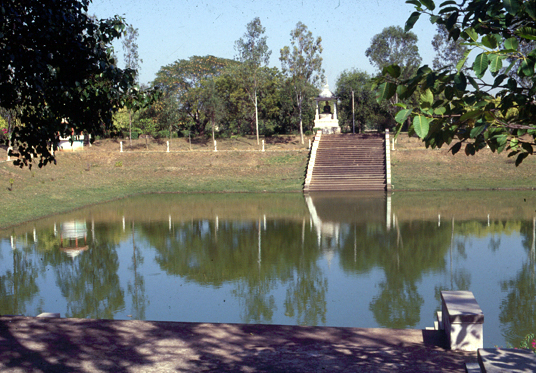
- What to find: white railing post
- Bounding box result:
[385,129,392,191]
[7,147,12,161]
[214,140,217,152]
[262,140,265,152]
[167,141,170,153]
[120,141,123,153]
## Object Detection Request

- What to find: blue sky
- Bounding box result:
[89,0,438,86]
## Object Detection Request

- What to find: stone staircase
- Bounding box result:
[304,132,389,192]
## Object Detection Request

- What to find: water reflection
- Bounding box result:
[1,191,536,348]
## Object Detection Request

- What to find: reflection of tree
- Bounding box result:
[284,261,327,326]
[341,220,451,328]
[140,219,328,325]
[499,218,536,345]
[53,241,124,319]
[127,222,146,320]
[0,249,39,315]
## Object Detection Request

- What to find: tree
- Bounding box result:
[366,26,422,80]
[432,24,469,71]
[335,69,389,133]
[366,26,422,126]
[122,25,143,146]
[376,0,536,165]
[280,22,324,144]
[235,17,272,145]
[0,0,151,168]
[153,55,235,136]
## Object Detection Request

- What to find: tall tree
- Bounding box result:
[235,17,272,145]
[432,24,469,71]
[153,55,235,136]
[122,25,143,146]
[376,0,536,165]
[366,26,421,126]
[0,0,151,167]
[336,69,389,133]
[280,22,324,144]
[366,26,422,80]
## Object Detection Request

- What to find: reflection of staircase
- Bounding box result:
[304,133,389,192]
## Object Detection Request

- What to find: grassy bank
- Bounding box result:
[1,134,535,228]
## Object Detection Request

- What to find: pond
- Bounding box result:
[1,191,536,348]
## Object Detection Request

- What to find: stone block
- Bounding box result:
[441,290,484,351]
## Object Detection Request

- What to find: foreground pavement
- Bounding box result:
[0,316,476,372]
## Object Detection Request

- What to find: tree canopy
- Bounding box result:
[376,0,536,165]
[1,0,153,167]
[280,22,324,144]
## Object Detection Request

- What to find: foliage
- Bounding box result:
[234,17,272,144]
[366,25,422,80]
[519,333,536,353]
[152,55,236,136]
[335,69,390,133]
[432,24,469,71]
[122,25,142,79]
[0,0,156,168]
[376,0,536,165]
[280,22,324,144]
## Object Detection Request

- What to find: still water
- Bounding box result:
[1,191,536,348]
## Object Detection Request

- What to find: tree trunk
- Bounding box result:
[297,92,304,145]
[129,110,132,147]
[255,91,259,145]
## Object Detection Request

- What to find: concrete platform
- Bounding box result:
[0,316,476,372]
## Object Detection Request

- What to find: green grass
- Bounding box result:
[2,135,536,229]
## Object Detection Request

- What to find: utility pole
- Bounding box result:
[352,90,355,134]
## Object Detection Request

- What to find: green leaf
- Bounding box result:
[504,37,519,50]
[482,35,498,49]
[464,27,478,42]
[473,53,489,78]
[420,88,434,106]
[460,110,483,121]
[376,82,396,103]
[516,152,528,166]
[467,76,479,90]
[383,64,401,78]
[489,54,503,73]
[433,106,447,115]
[526,5,536,21]
[439,0,457,6]
[519,59,535,76]
[395,109,413,124]
[465,143,475,155]
[492,74,507,89]
[420,0,435,10]
[456,50,471,71]
[470,124,486,138]
[450,142,462,155]
[413,115,430,138]
[406,0,422,7]
[516,27,536,40]
[503,0,521,15]
[454,72,467,91]
[405,12,421,32]
[395,103,407,109]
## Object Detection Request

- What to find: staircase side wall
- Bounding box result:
[385,129,392,191]
[303,130,322,192]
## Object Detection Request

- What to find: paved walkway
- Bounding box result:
[0,316,476,372]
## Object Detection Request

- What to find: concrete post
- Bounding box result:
[120,141,123,153]
[385,129,392,191]
[214,140,217,152]
[167,141,169,152]
[262,140,265,152]
[308,139,311,150]
[7,147,12,161]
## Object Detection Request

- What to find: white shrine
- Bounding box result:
[314,82,340,134]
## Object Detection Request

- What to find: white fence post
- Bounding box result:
[167,141,170,153]
[262,140,265,152]
[7,147,12,161]
[214,140,218,152]
[120,141,123,153]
